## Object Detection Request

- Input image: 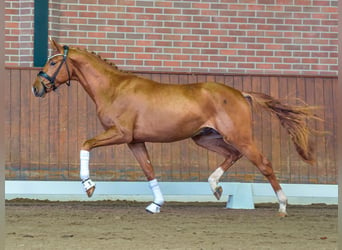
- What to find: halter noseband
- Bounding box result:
[37,45,71,92]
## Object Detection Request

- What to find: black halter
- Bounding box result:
[37,45,71,91]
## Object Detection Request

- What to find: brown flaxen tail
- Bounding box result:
[242,91,322,165]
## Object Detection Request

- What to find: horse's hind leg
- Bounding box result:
[128,142,164,214]
[192,132,242,200]
[237,142,288,217]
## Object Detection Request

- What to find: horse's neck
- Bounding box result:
[73,60,120,106]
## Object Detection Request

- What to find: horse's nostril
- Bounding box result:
[32,86,39,97]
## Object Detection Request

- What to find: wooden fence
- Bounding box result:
[5,68,337,184]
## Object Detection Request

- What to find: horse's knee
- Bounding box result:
[258,158,274,177]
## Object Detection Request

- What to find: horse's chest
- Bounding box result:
[96,108,118,129]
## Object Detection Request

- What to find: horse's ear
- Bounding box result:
[49,38,63,53]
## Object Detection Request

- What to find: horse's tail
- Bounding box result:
[242,91,322,165]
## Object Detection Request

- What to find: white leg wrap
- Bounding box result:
[208,167,224,193]
[82,178,96,192]
[146,179,164,213]
[149,179,164,206]
[80,150,90,181]
[145,202,161,214]
[276,189,288,215]
[80,150,96,195]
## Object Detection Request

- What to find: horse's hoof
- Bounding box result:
[278,212,288,217]
[86,186,95,198]
[82,178,96,197]
[145,202,161,214]
[214,186,223,200]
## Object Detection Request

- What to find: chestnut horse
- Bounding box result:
[32,40,319,216]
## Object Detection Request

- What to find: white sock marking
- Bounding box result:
[208,167,224,193]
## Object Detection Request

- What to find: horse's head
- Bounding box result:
[32,39,72,97]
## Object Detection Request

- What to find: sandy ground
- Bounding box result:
[5,199,337,250]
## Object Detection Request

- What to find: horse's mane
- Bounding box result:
[75,47,133,75]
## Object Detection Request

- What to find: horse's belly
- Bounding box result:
[132,115,206,143]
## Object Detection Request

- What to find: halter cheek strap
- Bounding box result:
[37,45,71,91]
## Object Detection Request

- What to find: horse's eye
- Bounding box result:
[50,61,57,66]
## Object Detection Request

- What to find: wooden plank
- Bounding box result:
[305,78,318,183]
[10,69,22,178]
[286,77,300,183]
[19,70,32,178]
[29,70,41,179]
[323,78,336,184]
[4,69,17,179]
[313,78,326,183]
[278,76,290,183]
[269,76,282,182]
[47,88,60,179]
[56,82,70,179]
[67,83,79,179]
[38,78,50,179]
[296,77,310,183]
[260,76,272,163]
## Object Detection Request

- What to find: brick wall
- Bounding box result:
[5,0,338,75]
[5,0,34,66]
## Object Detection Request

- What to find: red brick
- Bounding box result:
[192,42,209,48]
[183,35,199,41]
[174,41,191,47]
[313,0,331,6]
[164,61,181,67]
[174,55,190,60]
[256,64,273,69]
[229,44,245,49]
[266,44,283,50]
[192,55,209,61]
[321,7,337,12]
[238,63,255,68]
[248,4,265,10]
[145,47,162,53]
[257,50,273,56]
[312,64,329,70]
[230,4,247,10]
[156,15,173,21]
[295,0,311,5]
[182,62,199,67]
[145,60,162,66]
[221,50,237,55]
[200,9,218,16]
[88,32,106,38]
[136,54,152,60]
[210,43,228,49]
[182,48,200,54]
[202,23,219,29]
[155,41,172,47]
[302,58,319,64]
[210,56,227,61]
[164,8,182,15]
[145,8,163,14]
[275,64,291,69]
[135,40,153,46]
[202,49,219,55]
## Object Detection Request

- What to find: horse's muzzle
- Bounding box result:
[32,84,46,98]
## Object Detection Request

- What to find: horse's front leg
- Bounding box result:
[128,142,164,214]
[80,126,132,197]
